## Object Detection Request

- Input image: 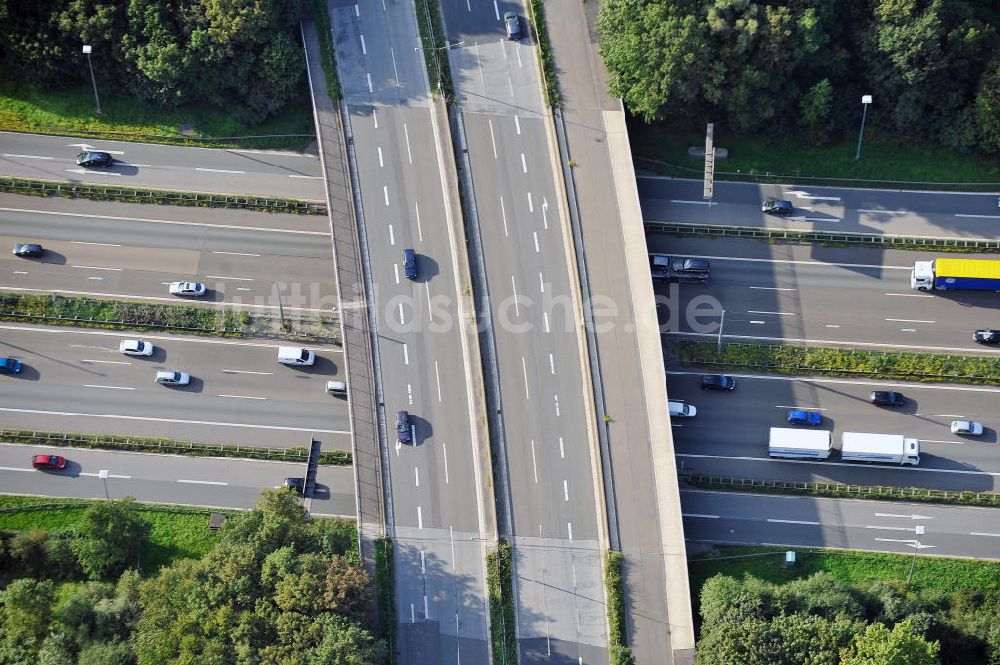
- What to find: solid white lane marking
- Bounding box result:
[81,359,130,365]
[559,437,565,458]
[493,0,499,19]
[443,443,449,484]
[398,302,405,325]
[0,286,324,314]
[514,115,521,135]
[858,209,908,214]
[195,167,244,175]
[500,196,509,237]
[417,506,423,529]
[775,405,827,411]
[177,479,228,486]
[920,413,965,418]
[749,286,796,291]
[886,318,935,323]
[521,357,530,398]
[567,522,573,540]
[403,343,409,365]
[25,324,341,351]
[222,370,272,375]
[542,197,549,229]
[520,153,527,173]
[3,153,53,160]
[287,174,323,179]
[530,440,538,483]
[71,241,122,247]
[84,384,133,390]
[956,213,1000,219]
[972,532,1000,537]
[489,119,498,159]
[415,467,420,487]
[527,192,534,212]
[403,123,413,164]
[563,480,569,501]
[919,439,964,445]
[747,310,797,316]
[212,251,260,257]
[825,324,840,328]
[885,292,933,298]
[682,513,721,519]
[0,406,349,433]
[750,320,765,324]
[205,275,253,281]
[72,265,122,271]
[554,394,560,416]
[218,394,267,400]
[511,275,520,315]
[669,199,713,206]
[415,201,423,241]
[360,34,367,54]
[767,518,820,526]
[377,146,383,167]
[533,232,540,253]
[12,271,28,274]
[383,185,389,206]
[393,264,400,284]
[543,312,550,333]
[372,109,378,128]
[435,361,442,403]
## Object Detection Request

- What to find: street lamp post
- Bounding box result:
[82,45,102,115]
[855,94,872,161]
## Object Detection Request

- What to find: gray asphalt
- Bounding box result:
[0,130,326,201]
[331,0,490,660]
[648,236,1000,353]
[0,196,336,314]
[444,2,608,662]
[666,371,1000,492]
[0,323,350,448]
[0,443,356,515]
[638,176,1000,239]
[682,489,1000,561]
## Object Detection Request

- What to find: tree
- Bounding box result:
[9,530,49,579]
[71,498,151,580]
[695,613,857,665]
[0,578,55,656]
[840,619,940,665]
[975,56,1000,154]
[800,78,834,143]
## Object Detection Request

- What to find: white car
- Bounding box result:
[119,339,153,356]
[155,370,190,386]
[951,420,983,436]
[168,281,206,297]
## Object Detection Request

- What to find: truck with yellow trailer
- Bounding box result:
[910,257,1000,292]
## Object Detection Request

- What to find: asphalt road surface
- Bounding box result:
[682,490,1000,561]
[1,196,336,314]
[331,0,491,660]
[648,236,1000,354]
[639,176,1000,239]
[0,323,350,448]
[0,443,356,516]
[0,131,326,201]
[444,1,609,662]
[667,371,1000,492]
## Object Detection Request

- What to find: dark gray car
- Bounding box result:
[504,11,522,40]
[12,243,43,258]
[395,410,414,444]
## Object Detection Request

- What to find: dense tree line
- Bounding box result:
[0,0,306,125]
[598,0,1000,153]
[694,571,1000,665]
[0,492,384,664]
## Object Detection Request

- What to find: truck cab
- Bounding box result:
[910,260,934,291]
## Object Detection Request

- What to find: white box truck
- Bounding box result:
[768,427,832,460]
[841,432,920,466]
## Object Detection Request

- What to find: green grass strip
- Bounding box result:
[605,552,635,665]
[0,176,325,214]
[414,0,454,99]
[684,474,999,508]
[1,429,351,466]
[375,538,397,663]
[527,0,559,107]
[679,340,1000,385]
[486,541,517,663]
[313,0,342,100]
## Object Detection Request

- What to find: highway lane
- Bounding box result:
[0,131,326,201]
[681,490,1000,561]
[647,236,1000,353]
[666,371,1000,491]
[638,176,1000,239]
[0,324,349,447]
[331,0,491,661]
[0,444,356,515]
[444,2,608,662]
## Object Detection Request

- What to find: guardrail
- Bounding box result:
[0,177,326,214]
[683,473,1000,507]
[0,429,351,466]
[644,220,1000,251]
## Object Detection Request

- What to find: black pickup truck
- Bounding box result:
[649,254,710,284]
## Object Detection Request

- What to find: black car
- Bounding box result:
[973,329,1000,344]
[870,390,905,407]
[76,151,114,168]
[761,199,793,215]
[282,477,304,494]
[12,243,43,257]
[701,374,736,391]
[649,254,710,284]
[395,410,413,444]
[403,248,417,280]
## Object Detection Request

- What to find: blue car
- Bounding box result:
[787,410,821,426]
[0,358,22,375]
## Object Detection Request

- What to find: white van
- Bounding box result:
[668,399,697,418]
[277,346,315,366]
[325,380,347,397]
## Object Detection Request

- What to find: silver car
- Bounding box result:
[120,339,154,357]
[155,370,190,386]
[168,281,206,297]
[950,420,983,436]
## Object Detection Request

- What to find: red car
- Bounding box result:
[32,455,66,470]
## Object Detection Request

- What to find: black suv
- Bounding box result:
[973,329,1000,344]
[701,374,736,391]
[761,199,793,215]
[870,391,905,407]
[649,254,710,284]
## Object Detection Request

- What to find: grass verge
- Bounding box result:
[604,552,634,665]
[1,176,324,214]
[374,538,397,664]
[684,475,1000,508]
[629,122,1000,189]
[1,429,351,466]
[527,0,559,107]
[313,0,341,100]
[0,495,229,570]
[414,0,454,99]
[679,340,1000,385]
[0,79,314,150]
[486,541,518,664]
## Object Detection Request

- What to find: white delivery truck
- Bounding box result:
[768,427,832,460]
[841,432,920,466]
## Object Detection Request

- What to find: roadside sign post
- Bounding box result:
[82,45,102,115]
[855,95,872,161]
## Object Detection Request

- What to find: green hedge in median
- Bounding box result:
[375,538,398,664]
[414,0,454,99]
[486,541,518,664]
[528,0,559,107]
[679,340,1000,385]
[312,0,341,100]
[605,551,635,665]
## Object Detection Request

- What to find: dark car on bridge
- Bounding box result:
[12,243,43,258]
[701,374,736,391]
[395,410,413,445]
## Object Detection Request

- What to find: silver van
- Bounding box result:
[668,399,697,418]
[277,346,315,366]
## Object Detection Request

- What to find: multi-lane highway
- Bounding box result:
[648,236,1000,353]
[682,490,1000,561]
[0,324,349,448]
[330,0,492,661]
[0,131,325,201]
[443,4,609,663]
[639,176,1000,238]
[0,444,356,515]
